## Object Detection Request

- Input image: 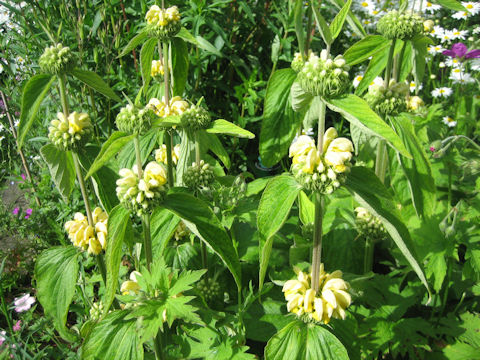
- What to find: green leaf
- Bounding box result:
[176,27,198,45]
[86,131,135,179]
[172,37,189,96]
[291,81,314,113]
[258,175,301,289]
[425,251,447,292]
[432,0,466,11]
[344,35,390,66]
[69,68,122,102]
[35,246,80,342]
[311,4,333,46]
[118,128,158,169]
[326,0,366,38]
[392,116,436,218]
[195,35,223,57]
[298,190,314,225]
[294,0,305,56]
[345,166,431,300]
[329,0,353,40]
[140,37,157,96]
[197,131,231,169]
[118,30,148,58]
[265,320,349,359]
[260,69,302,167]
[81,310,143,360]
[150,207,181,258]
[206,119,255,139]
[325,94,411,158]
[40,144,76,199]
[443,343,480,360]
[163,193,241,290]
[18,74,55,148]
[398,41,413,82]
[412,36,432,85]
[105,205,132,313]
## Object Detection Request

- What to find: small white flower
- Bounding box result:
[440,30,454,43]
[353,74,363,88]
[423,1,442,12]
[462,1,480,15]
[14,120,19,127]
[451,28,468,40]
[431,87,453,98]
[471,59,480,71]
[452,10,469,19]
[442,116,457,127]
[450,69,475,84]
[428,45,445,56]
[473,26,480,35]
[445,57,464,68]
[432,25,445,39]
[408,81,423,93]
[0,135,5,143]
[13,294,36,312]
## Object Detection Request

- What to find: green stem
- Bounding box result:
[133,136,143,178]
[311,192,324,292]
[165,130,174,186]
[0,285,13,335]
[394,41,407,82]
[153,331,165,360]
[195,132,201,165]
[96,254,107,286]
[384,38,397,87]
[317,99,326,151]
[58,74,70,117]
[304,6,313,58]
[72,152,94,227]
[375,140,387,184]
[142,214,153,270]
[363,237,374,274]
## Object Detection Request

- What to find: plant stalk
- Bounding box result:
[375,140,388,184]
[363,237,374,274]
[142,214,153,271]
[165,130,174,186]
[133,136,143,178]
[311,192,324,292]
[384,39,397,87]
[58,74,70,117]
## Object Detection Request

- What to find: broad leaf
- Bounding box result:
[118,128,158,169]
[151,207,181,258]
[140,37,157,96]
[412,36,432,85]
[344,35,390,66]
[298,190,315,225]
[432,0,466,11]
[81,310,143,360]
[118,30,148,58]
[163,193,241,290]
[260,69,302,167]
[294,0,305,56]
[326,0,366,38]
[70,68,122,102]
[172,37,189,96]
[206,119,255,139]
[265,320,349,359]
[176,27,198,45]
[35,246,80,342]
[197,131,231,169]
[105,205,132,312]
[345,166,431,300]
[291,81,313,113]
[40,144,76,199]
[311,3,332,46]
[325,94,411,158]
[18,74,55,147]
[329,0,352,41]
[86,131,135,179]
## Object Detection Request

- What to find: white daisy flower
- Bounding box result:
[445,57,464,68]
[432,25,445,39]
[353,74,363,88]
[473,26,480,35]
[451,28,468,40]
[431,87,453,98]
[408,81,423,93]
[440,30,454,43]
[450,70,475,84]
[423,1,442,12]
[471,59,480,71]
[452,10,469,19]
[428,45,445,56]
[462,1,480,15]
[442,116,457,127]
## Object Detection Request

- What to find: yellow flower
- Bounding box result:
[289,135,316,164]
[282,265,351,324]
[407,96,424,111]
[324,137,353,173]
[144,161,167,188]
[145,5,161,25]
[64,207,108,255]
[165,6,180,21]
[148,96,189,118]
[120,271,142,295]
[322,127,338,152]
[155,144,180,165]
[151,60,165,78]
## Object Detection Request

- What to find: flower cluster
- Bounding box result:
[120,271,142,295]
[180,103,212,131]
[64,207,108,255]
[297,50,350,98]
[13,293,35,313]
[89,301,104,321]
[377,10,424,40]
[145,5,181,40]
[48,111,92,150]
[289,128,354,193]
[151,59,167,78]
[282,266,351,324]
[196,278,222,305]
[116,162,167,216]
[115,104,152,135]
[355,207,386,240]
[155,144,180,165]
[174,220,190,241]
[183,160,215,191]
[38,43,76,75]
[364,79,409,116]
[148,96,189,118]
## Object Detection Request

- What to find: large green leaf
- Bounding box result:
[326,0,366,38]
[163,193,241,290]
[118,128,158,169]
[294,0,305,56]
[40,144,76,199]
[260,69,302,167]
[392,116,436,218]
[197,131,231,169]
[311,3,332,46]
[104,205,132,312]
[18,74,55,148]
[432,0,466,11]
[265,320,349,359]
[86,131,135,179]
[35,246,80,342]
[140,37,157,96]
[325,94,411,158]
[81,310,143,360]
[412,36,432,85]
[329,0,352,41]
[344,35,390,66]
[118,30,148,58]
[258,175,301,289]
[70,68,122,102]
[151,207,181,258]
[345,166,430,300]
[172,37,189,96]
[206,119,255,139]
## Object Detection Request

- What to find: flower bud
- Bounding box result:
[145,5,181,41]
[183,160,215,191]
[48,112,92,151]
[39,43,76,75]
[116,104,152,135]
[377,10,424,40]
[180,104,211,131]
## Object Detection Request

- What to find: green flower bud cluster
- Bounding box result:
[48,111,92,151]
[292,162,348,194]
[180,104,211,131]
[355,207,386,240]
[183,160,215,191]
[116,162,167,216]
[364,79,409,116]
[39,43,76,75]
[302,222,314,240]
[377,10,424,40]
[297,50,350,99]
[89,301,104,321]
[209,175,247,211]
[197,278,222,305]
[174,221,190,241]
[291,51,313,73]
[145,5,181,41]
[115,104,152,135]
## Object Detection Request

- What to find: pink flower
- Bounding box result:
[13,294,35,312]
[24,208,32,219]
[0,330,5,346]
[20,174,26,181]
[12,321,21,332]
[12,207,19,215]
[443,43,480,59]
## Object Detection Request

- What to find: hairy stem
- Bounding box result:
[375,140,388,184]
[311,192,324,292]
[384,38,397,87]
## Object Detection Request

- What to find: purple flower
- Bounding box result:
[443,43,480,59]
[0,330,5,346]
[20,174,26,181]
[12,321,21,332]
[13,294,35,313]
[24,208,32,219]
[12,207,19,215]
